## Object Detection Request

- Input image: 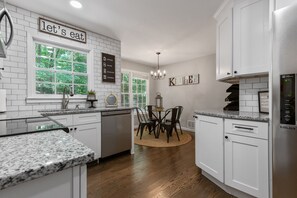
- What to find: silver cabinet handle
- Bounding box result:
[235,126,253,130]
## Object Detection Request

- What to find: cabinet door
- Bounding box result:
[216,1,233,80]
[49,115,73,127]
[225,134,268,198]
[75,123,101,159]
[233,0,270,76]
[195,115,224,182]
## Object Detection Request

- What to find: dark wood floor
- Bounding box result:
[87,133,233,198]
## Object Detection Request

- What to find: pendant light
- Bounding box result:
[150,52,166,80]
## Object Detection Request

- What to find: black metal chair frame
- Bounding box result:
[146,105,158,134]
[161,107,180,143]
[166,105,183,134]
[135,107,155,139]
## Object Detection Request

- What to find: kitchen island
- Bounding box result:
[0,130,94,198]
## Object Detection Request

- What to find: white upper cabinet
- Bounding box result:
[233,0,270,76]
[215,1,233,80]
[214,0,271,80]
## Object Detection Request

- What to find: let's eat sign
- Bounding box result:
[39,18,87,44]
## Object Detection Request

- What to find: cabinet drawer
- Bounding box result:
[225,119,268,140]
[73,113,101,125]
[49,115,73,126]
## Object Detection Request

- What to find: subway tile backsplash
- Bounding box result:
[0,3,121,116]
[239,76,269,113]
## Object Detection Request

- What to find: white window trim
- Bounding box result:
[26,31,94,104]
[121,69,150,108]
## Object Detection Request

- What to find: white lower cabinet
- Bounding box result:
[224,134,269,198]
[50,113,101,159]
[74,123,101,159]
[195,115,269,198]
[195,115,224,182]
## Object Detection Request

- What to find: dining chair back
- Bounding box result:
[135,107,155,139]
[175,106,184,134]
[161,107,180,143]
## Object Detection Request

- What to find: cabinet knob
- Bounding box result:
[74,127,77,130]
[225,136,229,139]
[234,71,237,74]
[70,128,73,131]
[227,72,230,75]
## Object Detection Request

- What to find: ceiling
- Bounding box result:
[8,0,222,67]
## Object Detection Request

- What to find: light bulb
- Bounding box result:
[150,71,153,75]
[154,72,157,76]
[70,0,82,9]
[157,69,160,73]
[163,70,166,74]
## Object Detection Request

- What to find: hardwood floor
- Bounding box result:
[87,133,233,198]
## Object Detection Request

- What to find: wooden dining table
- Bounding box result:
[152,108,170,138]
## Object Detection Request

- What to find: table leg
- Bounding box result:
[156,111,162,138]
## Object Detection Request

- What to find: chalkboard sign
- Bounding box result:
[102,53,115,83]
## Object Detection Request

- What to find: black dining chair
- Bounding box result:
[146,105,158,134]
[135,107,155,139]
[166,106,183,134]
[161,107,180,143]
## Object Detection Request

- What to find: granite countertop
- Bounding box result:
[0,111,43,121]
[195,110,269,122]
[39,106,134,116]
[0,130,94,190]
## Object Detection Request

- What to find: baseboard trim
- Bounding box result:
[181,126,195,133]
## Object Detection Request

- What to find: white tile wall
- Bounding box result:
[239,76,269,112]
[0,3,121,116]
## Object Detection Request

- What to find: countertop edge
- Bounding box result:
[0,131,95,191]
[0,153,94,191]
[194,111,269,122]
[39,107,135,116]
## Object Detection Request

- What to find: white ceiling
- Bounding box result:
[8,0,222,66]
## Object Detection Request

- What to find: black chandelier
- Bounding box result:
[150,52,166,80]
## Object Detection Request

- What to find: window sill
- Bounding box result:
[26,97,87,104]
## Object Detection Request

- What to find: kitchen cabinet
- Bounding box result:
[72,124,101,159]
[214,0,233,80]
[195,115,269,197]
[50,113,101,159]
[214,0,271,80]
[224,118,269,198]
[0,165,87,198]
[195,115,224,182]
[233,0,270,76]
[224,134,268,198]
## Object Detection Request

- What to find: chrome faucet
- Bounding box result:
[62,86,71,110]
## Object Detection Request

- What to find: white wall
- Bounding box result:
[0,3,121,117]
[156,54,229,129]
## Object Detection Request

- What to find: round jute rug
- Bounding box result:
[134,129,192,148]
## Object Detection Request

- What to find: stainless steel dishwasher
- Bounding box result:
[101,109,132,158]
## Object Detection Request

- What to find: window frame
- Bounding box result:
[27,31,94,103]
[121,69,150,109]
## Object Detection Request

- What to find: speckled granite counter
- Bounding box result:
[0,111,43,121]
[0,130,94,190]
[39,106,134,116]
[194,110,269,122]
